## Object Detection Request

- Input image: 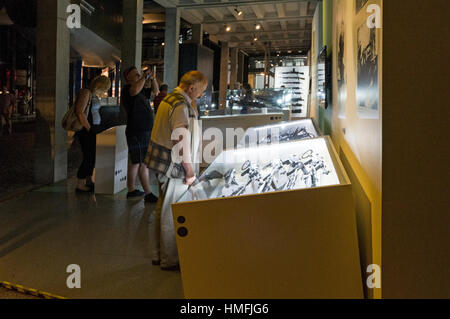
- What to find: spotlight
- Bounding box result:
[234,6,242,16]
[162,42,165,46]
[225,25,231,32]
[255,24,261,30]
[254,36,258,41]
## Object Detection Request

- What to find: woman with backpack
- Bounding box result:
[74,75,111,193]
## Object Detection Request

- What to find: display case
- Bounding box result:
[238,118,320,148]
[225,88,293,121]
[172,136,363,298]
[200,113,284,167]
[180,137,337,202]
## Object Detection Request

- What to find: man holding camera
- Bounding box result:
[122,66,158,203]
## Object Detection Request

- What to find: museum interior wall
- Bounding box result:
[312,0,449,299]
[310,0,383,299]
[382,0,449,298]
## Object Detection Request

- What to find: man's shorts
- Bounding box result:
[126,131,151,165]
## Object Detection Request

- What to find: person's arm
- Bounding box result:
[151,77,160,98]
[173,134,196,185]
[75,89,91,131]
[129,69,151,97]
[170,105,196,185]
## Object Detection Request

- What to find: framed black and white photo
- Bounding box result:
[336,0,347,119]
[356,0,369,14]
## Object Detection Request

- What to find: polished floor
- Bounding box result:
[0,178,183,299]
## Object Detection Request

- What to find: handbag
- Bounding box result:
[145,140,186,180]
[62,91,92,132]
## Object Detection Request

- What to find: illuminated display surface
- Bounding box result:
[178,137,340,203]
[239,119,319,147]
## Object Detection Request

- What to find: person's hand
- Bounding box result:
[184,173,196,186]
[143,67,151,77]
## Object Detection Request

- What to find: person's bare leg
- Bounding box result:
[77,179,90,191]
[138,164,152,194]
[127,164,140,192]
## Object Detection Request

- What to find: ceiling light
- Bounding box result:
[234,6,242,16]
[226,25,231,32]
[255,24,261,30]
[162,42,165,46]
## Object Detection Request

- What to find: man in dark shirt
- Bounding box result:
[122,66,158,203]
[153,84,168,115]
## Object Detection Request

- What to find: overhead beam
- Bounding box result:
[228,35,311,44]
[201,15,314,25]
[213,28,311,36]
[178,0,318,10]
[240,46,309,52]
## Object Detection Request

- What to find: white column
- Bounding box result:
[164,8,181,90]
[34,0,70,183]
[122,0,144,72]
[192,24,203,45]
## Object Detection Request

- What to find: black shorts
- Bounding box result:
[126,132,151,164]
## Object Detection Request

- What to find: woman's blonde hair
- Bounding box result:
[179,71,207,88]
[90,75,111,93]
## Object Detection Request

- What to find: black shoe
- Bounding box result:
[161,264,180,271]
[144,193,158,203]
[127,190,145,198]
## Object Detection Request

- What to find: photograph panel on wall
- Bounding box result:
[356,0,369,14]
[336,0,347,119]
[356,19,379,119]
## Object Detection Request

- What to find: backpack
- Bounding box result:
[62,90,92,132]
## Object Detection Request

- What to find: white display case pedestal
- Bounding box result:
[94,126,128,195]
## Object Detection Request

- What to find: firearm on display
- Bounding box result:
[218,150,330,198]
[283,77,306,81]
[258,127,315,145]
[282,69,305,75]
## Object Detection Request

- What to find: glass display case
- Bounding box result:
[238,119,319,148]
[172,136,361,299]
[225,88,293,119]
[178,137,340,203]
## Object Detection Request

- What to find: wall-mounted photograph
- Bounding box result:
[356,20,379,119]
[336,0,347,119]
[356,0,369,14]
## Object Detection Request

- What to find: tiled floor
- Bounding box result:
[0,178,183,299]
